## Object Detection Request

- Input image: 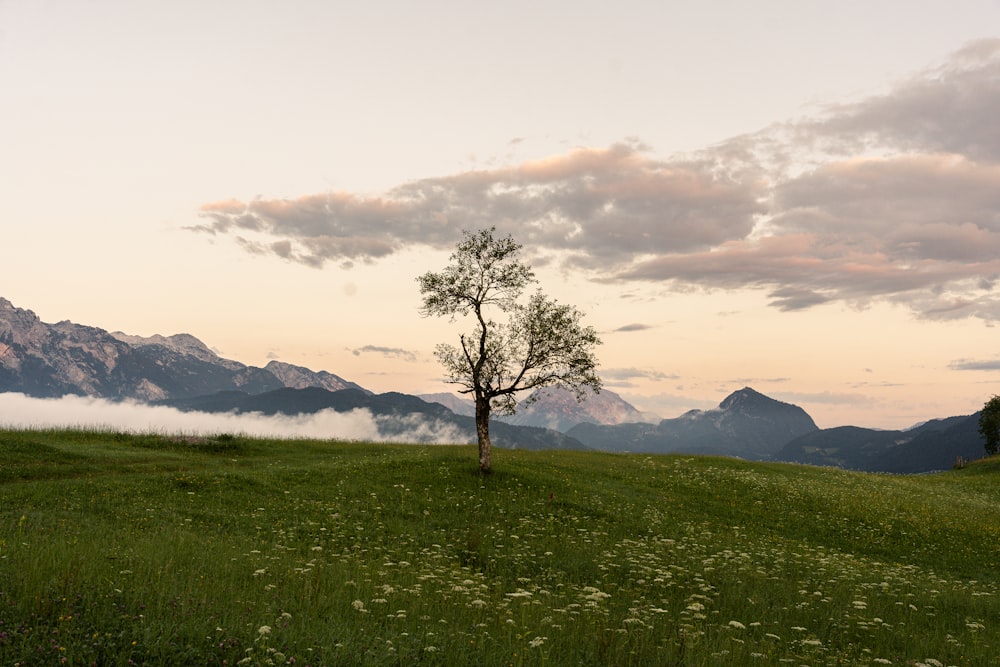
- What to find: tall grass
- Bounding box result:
[1,428,998,665]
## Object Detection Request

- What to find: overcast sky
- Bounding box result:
[4,1,1000,429]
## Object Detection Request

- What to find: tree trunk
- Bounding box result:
[475,395,492,474]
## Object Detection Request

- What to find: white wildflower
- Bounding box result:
[506,589,533,599]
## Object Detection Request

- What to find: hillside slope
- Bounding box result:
[2,431,998,665]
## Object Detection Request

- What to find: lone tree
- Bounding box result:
[418,227,601,474]
[979,394,1000,456]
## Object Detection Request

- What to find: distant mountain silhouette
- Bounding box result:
[158,386,588,451]
[569,387,818,459]
[775,412,986,473]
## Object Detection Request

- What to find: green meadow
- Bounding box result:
[1,429,998,666]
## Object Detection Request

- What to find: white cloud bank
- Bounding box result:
[0,393,469,444]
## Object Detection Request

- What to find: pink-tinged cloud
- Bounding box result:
[191,40,1000,321]
[804,38,1000,162]
[192,141,765,267]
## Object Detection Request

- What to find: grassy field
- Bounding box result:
[1,429,999,666]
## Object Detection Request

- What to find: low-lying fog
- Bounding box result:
[0,393,468,444]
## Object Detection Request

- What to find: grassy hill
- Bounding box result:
[1,429,998,665]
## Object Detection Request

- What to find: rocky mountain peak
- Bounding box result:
[111,331,213,355]
[0,295,366,401]
[716,387,818,432]
[264,360,367,393]
[110,330,243,372]
[720,387,777,412]
[0,298,43,339]
[719,387,760,410]
[499,385,646,432]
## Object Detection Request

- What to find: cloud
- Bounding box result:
[616,153,1000,316]
[801,38,1000,163]
[0,393,466,444]
[191,40,1000,321]
[612,323,654,333]
[619,391,715,419]
[731,377,790,386]
[601,367,680,388]
[770,390,871,406]
[351,345,418,362]
[191,140,764,270]
[949,358,1000,371]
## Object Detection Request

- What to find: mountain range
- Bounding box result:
[0,296,582,450]
[0,297,361,401]
[0,296,989,471]
[567,387,819,460]
[773,414,985,473]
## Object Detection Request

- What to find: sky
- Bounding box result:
[3,1,1000,430]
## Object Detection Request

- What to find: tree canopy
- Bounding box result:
[418,227,601,473]
[979,394,1000,456]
